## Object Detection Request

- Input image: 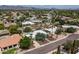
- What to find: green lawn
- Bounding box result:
[2,48,16,54]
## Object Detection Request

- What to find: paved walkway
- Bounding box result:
[45,38,50,42]
[33,41,40,48]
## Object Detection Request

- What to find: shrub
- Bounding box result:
[8,25,19,34]
[23,27,32,32]
[55,28,63,35]
[35,33,47,41]
[65,27,76,33]
[0,22,4,30]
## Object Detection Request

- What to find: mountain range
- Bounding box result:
[0,5,79,10]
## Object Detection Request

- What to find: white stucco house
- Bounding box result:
[44,27,57,34]
[32,30,47,39]
[25,30,47,39]
[22,21,34,25]
[62,25,79,29]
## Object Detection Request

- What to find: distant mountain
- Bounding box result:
[0,5,33,10]
[0,5,55,10]
[0,5,79,10]
[22,5,79,10]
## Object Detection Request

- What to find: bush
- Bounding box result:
[0,22,4,30]
[65,27,76,33]
[35,33,47,41]
[23,27,32,32]
[66,20,79,25]
[17,22,22,27]
[19,36,32,49]
[8,25,19,34]
[55,28,62,35]
[59,20,65,25]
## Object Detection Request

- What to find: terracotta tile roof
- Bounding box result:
[0,34,22,48]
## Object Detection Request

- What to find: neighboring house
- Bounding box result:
[30,20,42,24]
[25,27,57,39]
[25,30,47,39]
[0,30,9,37]
[22,19,42,26]
[62,25,79,29]
[44,27,57,34]
[30,15,36,20]
[32,30,47,39]
[61,16,72,20]
[47,13,52,19]
[0,34,22,53]
[22,21,34,26]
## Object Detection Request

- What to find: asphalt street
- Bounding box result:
[24,34,79,54]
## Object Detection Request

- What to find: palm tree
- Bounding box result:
[56,45,61,54]
[63,41,73,53]
[71,40,78,54]
[63,40,79,54]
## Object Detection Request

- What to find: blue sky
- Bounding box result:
[24,5,79,9]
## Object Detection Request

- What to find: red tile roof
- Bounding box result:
[0,34,22,48]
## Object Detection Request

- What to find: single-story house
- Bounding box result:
[62,25,79,29]
[61,16,72,20]
[0,30,9,36]
[0,34,22,53]
[25,30,47,39]
[32,30,47,39]
[44,27,57,34]
[22,21,34,26]
[30,20,42,23]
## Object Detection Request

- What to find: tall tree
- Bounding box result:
[71,40,76,54]
[19,36,32,49]
[63,40,79,54]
